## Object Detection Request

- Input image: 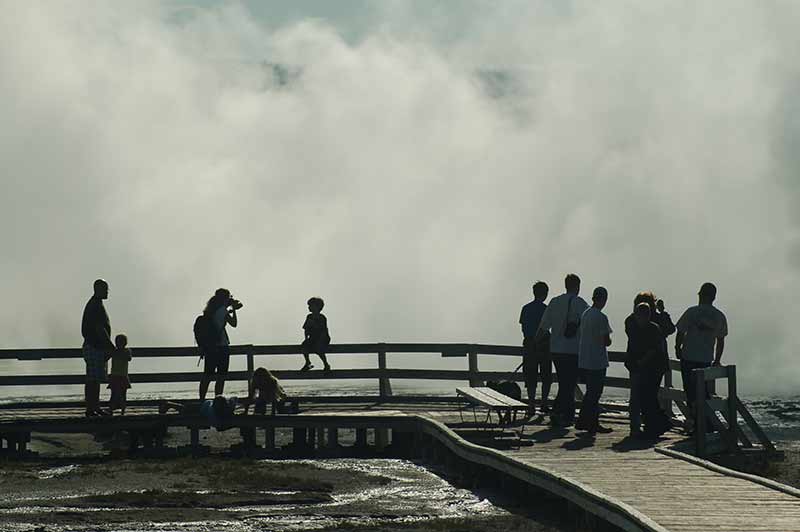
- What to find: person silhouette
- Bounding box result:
[675,283,728,412]
[199,288,242,400]
[535,274,588,427]
[575,286,613,434]
[520,281,551,416]
[81,279,114,417]
[300,297,331,372]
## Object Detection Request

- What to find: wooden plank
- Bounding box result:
[736,397,776,452]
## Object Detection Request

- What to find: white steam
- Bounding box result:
[1,1,799,393]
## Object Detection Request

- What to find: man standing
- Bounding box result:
[536,274,588,427]
[675,282,728,412]
[81,279,114,417]
[575,287,613,434]
[520,281,551,416]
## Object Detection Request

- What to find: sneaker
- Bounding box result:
[300,363,313,372]
[323,365,332,373]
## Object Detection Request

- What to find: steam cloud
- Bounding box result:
[1,1,799,393]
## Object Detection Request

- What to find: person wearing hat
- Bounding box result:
[675,282,728,412]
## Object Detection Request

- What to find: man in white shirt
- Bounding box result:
[536,274,589,426]
[576,287,613,434]
[675,282,728,410]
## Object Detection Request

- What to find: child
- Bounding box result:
[108,333,132,415]
[300,297,331,372]
[245,367,286,414]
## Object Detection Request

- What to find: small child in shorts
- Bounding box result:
[108,333,132,415]
[300,297,331,372]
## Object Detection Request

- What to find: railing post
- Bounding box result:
[378,344,392,397]
[246,345,255,387]
[726,365,738,453]
[468,350,482,387]
[694,368,706,457]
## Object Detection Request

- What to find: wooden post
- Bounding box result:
[695,369,706,457]
[264,426,276,450]
[292,427,306,447]
[375,427,389,450]
[190,427,200,454]
[726,365,738,453]
[316,427,325,449]
[468,351,482,387]
[378,345,392,397]
[246,345,255,389]
[355,428,368,448]
[327,427,339,449]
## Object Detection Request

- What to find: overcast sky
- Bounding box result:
[1,1,799,394]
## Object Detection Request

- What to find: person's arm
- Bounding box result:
[661,313,676,337]
[713,337,725,366]
[226,307,238,328]
[674,331,685,360]
[534,306,551,342]
[604,318,612,347]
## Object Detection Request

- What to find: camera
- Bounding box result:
[229,298,243,310]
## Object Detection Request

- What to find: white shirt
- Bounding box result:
[676,304,728,363]
[578,306,612,370]
[537,292,589,354]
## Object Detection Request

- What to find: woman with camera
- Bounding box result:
[199,288,242,400]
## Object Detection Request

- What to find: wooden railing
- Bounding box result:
[689,365,776,457]
[0,343,775,456]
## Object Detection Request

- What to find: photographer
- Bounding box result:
[199,288,242,400]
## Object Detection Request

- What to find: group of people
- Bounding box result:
[80,279,331,417]
[520,274,728,438]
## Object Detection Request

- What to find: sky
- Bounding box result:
[1,1,799,394]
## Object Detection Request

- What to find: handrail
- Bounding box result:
[0,343,701,409]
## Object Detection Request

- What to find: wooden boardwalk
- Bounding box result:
[2,401,798,532]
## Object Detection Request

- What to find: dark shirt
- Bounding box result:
[303,313,330,343]
[624,315,665,372]
[81,296,113,350]
[519,300,547,339]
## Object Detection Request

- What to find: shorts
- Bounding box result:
[302,337,329,355]
[203,345,231,376]
[522,337,552,385]
[83,343,108,383]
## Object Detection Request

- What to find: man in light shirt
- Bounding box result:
[536,273,588,427]
[576,287,613,434]
[675,282,728,410]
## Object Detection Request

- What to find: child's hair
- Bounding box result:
[252,367,285,403]
[115,334,128,348]
[307,297,324,311]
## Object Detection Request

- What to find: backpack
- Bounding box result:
[193,314,218,351]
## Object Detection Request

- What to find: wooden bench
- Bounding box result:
[456,386,528,427]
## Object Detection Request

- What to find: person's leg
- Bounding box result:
[540,353,553,412]
[562,355,579,425]
[680,360,696,410]
[629,370,642,435]
[214,345,231,396]
[550,353,566,423]
[199,376,211,401]
[593,369,607,430]
[317,352,330,371]
[301,340,313,370]
[120,386,128,415]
